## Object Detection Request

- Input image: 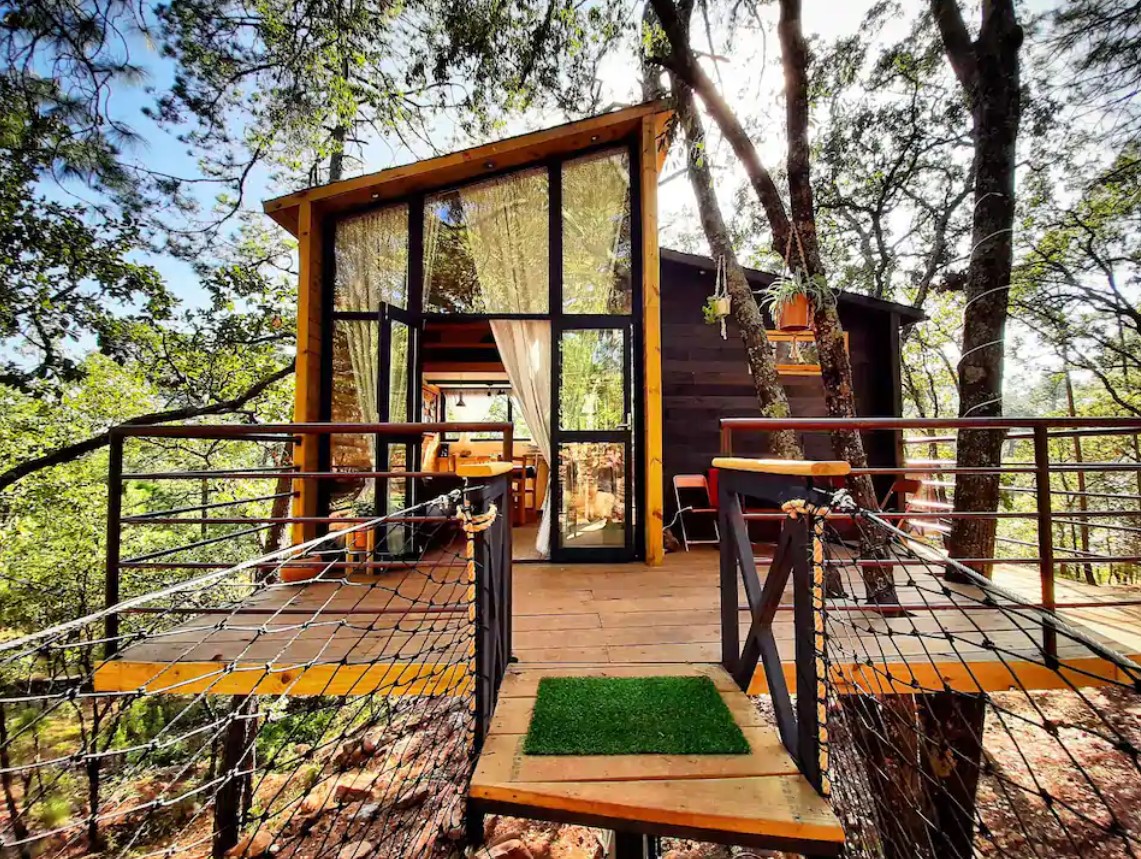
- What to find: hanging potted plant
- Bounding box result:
[760,271,830,332]
[702,256,732,339]
[702,293,731,324]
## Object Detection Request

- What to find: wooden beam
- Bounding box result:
[642,116,665,566]
[456,462,515,478]
[293,201,323,544]
[92,660,470,697]
[744,653,1141,696]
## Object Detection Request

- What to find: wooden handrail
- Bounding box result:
[711,457,851,477]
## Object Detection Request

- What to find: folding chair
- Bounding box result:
[672,474,720,550]
[879,477,923,534]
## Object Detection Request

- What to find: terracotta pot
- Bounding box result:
[777,293,812,331]
[280,561,320,584]
[347,528,371,552]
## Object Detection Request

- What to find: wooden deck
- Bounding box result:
[94,546,1141,697]
[512,549,1141,695]
[93,554,473,697]
[469,662,844,854]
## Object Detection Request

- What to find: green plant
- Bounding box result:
[352,498,376,518]
[702,294,731,324]
[759,271,832,317]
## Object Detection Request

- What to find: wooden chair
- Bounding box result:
[672,474,720,551]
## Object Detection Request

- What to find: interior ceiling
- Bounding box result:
[421,319,505,374]
[422,371,510,383]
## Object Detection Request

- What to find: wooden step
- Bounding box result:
[469,663,844,855]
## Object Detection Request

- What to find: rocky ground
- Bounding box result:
[202,683,1141,859]
[476,818,792,859]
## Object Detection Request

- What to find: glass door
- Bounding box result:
[551,323,635,561]
[377,302,419,553]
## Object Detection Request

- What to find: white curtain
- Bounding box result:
[332,204,407,475]
[334,204,409,311]
[490,320,553,557]
[460,170,549,313]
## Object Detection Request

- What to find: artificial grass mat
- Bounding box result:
[522,675,751,756]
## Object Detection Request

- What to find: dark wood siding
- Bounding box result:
[660,257,903,522]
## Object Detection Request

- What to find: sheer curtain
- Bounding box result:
[335,204,409,310]
[460,171,549,313]
[332,204,407,475]
[490,320,553,557]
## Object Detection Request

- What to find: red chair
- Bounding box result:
[672,474,720,551]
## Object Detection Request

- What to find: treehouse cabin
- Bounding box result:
[261,102,920,565]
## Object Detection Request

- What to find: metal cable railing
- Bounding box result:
[0,423,514,859]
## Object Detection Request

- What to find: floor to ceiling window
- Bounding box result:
[321,142,641,559]
[328,203,409,515]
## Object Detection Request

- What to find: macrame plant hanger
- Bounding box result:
[714,255,729,341]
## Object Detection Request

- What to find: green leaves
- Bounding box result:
[0,78,173,393]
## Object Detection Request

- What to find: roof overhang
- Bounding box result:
[660,247,927,323]
[263,101,674,236]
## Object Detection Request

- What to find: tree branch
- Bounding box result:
[0,361,295,494]
[778,0,822,272]
[930,0,977,93]
[648,0,792,252]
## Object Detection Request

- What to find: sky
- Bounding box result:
[105,0,887,276]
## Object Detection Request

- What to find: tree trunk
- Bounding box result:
[840,695,932,859]
[917,692,987,858]
[0,706,32,859]
[671,82,803,460]
[213,696,257,859]
[85,703,103,851]
[932,0,1023,581]
[778,0,896,601]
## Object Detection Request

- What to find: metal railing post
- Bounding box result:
[1033,425,1058,662]
[104,431,124,658]
[717,479,738,673]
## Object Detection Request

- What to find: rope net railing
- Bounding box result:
[810,490,1141,859]
[0,482,505,859]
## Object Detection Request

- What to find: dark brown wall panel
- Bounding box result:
[660,258,902,521]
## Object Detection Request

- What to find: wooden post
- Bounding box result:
[791,511,822,792]
[641,117,664,566]
[292,200,323,545]
[1033,425,1058,663]
[104,432,124,658]
[612,831,656,858]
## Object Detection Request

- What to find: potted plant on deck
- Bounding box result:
[345,499,375,555]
